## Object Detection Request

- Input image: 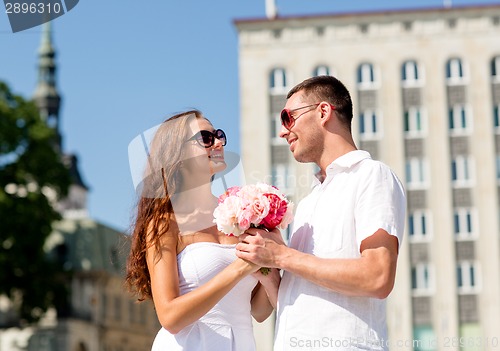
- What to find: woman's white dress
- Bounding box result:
[151,242,258,351]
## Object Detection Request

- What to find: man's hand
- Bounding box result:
[236,227,286,268]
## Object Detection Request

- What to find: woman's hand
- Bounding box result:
[253,267,280,308]
[232,256,261,275]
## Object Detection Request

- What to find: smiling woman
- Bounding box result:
[125,109,280,351]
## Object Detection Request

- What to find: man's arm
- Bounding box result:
[236,228,399,299]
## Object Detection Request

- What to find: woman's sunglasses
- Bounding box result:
[280,103,335,131]
[187,129,227,148]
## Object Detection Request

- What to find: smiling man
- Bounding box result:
[237,75,406,351]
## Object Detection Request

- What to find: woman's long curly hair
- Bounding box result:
[125,110,203,301]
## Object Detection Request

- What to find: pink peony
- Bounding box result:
[213,183,294,275]
[260,193,287,229]
[278,202,295,229]
[213,182,294,237]
[213,196,245,236]
[218,186,241,204]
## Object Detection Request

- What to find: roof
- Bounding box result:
[63,154,89,190]
[46,218,129,276]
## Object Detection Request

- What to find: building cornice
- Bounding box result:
[234,4,500,28]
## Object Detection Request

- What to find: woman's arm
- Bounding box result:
[249,268,281,322]
[148,231,259,334]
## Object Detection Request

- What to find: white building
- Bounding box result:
[235,4,500,350]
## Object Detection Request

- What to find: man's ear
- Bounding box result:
[319,102,333,125]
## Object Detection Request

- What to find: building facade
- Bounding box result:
[236,4,500,350]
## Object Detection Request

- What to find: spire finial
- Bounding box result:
[33,21,62,150]
[39,21,54,55]
[266,0,277,19]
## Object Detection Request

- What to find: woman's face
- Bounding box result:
[182,117,227,177]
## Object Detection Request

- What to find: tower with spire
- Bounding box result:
[33,22,89,218]
[0,20,158,351]
[33,21,62,150]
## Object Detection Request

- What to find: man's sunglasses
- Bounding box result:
[187,129,227,148]
[280,103,335,131]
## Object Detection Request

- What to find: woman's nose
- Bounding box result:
[213,137,224,148]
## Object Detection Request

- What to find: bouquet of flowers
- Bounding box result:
[213,183,294,275]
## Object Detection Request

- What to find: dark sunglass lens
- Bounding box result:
[199,131,214,146]
[216,130,227,145]
[281,110,291,129]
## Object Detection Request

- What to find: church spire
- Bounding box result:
[32,22,89,217]
[33,21,62,150]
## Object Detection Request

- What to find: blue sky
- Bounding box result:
[1,0,498,231]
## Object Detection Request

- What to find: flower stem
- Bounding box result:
[259,267,271,276]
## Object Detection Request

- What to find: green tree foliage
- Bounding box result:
[0,81,72,324]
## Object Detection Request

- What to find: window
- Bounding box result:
[413,326,437,351]
[454,208,476,240]
[283,222,293,242]
[270,113,284,141]
[451,155,474,187]
[446,58,467,84]
[114,296,122,321]
[269,68,288,93]
[357,63,378,88]
[76,342,88,351]
[359,109,381,139]
[139,303,147,324]
[313,65,330,77]
[128,300,136,325]
[496,155,500,182]
[402,60,424,86]
[457,261,480,293]
[271,163,294,195]
[412,263,434,295]
[408,210,431,242]
[494,105,500,131]
[312,163,321,176]
[492,56,500,81]
[404,107,426,137]
[405,158,428,189]
[101,293,107,321]
[449,104,471,134]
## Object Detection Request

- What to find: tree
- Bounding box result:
[0,81,71,324]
